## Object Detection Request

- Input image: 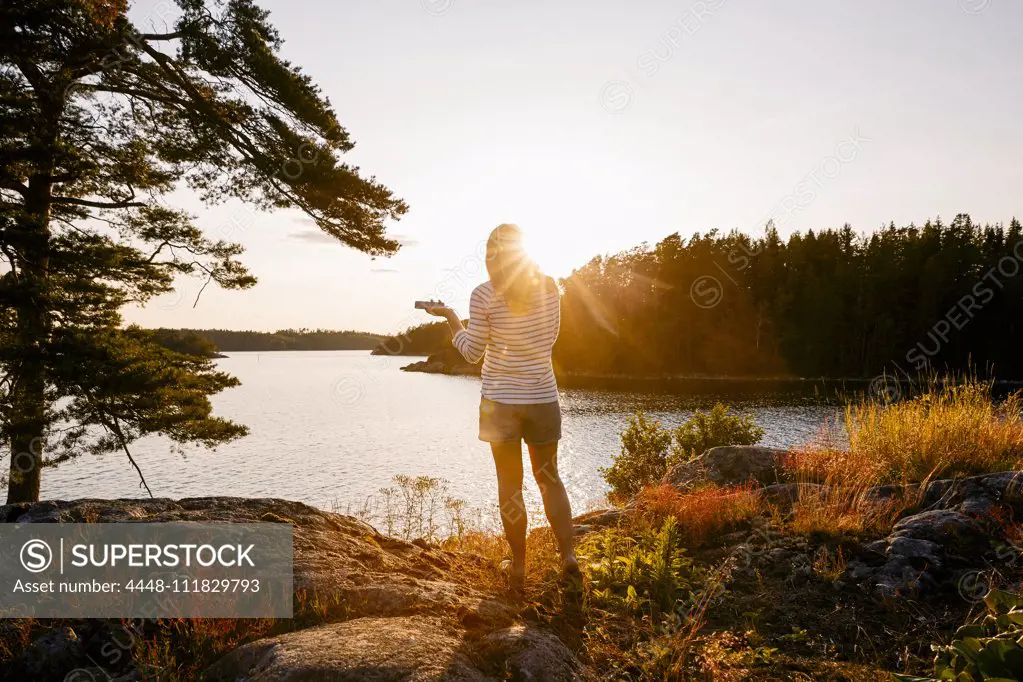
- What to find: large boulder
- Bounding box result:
[1,496,490,623]
[5,626,85,681]
[663,445,787,490]
[0,498,583,682]
[204,617,586,682]
[204,616,486,682]
[849,509,993,597]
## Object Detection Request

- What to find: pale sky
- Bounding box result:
[122,0,1022,335]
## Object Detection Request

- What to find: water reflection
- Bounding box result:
[41,352,841,526]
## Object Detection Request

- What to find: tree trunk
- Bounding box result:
[6,367,45,504]
[6,175,53,504]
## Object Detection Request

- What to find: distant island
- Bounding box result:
[371,321,455,356]
[152,328,387,357]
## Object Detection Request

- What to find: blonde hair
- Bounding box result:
[486,224,543,313]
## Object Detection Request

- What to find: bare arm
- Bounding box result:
[424,305,461,330]
[425,295,489,362]
[446,309,466,335]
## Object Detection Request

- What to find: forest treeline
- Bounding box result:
[377,214,1023,379]
[371,322,454,356]
[153,328,385,355]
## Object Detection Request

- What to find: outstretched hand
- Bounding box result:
[424,304,454,318]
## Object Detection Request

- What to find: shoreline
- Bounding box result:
[398,360,1023,388]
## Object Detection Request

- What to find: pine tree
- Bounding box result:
[0,0,407,502]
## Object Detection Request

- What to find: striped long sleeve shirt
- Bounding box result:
[452,278,560,404]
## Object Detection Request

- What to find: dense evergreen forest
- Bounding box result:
[370,322,454,356]
[377,215,1023,380]
[152,328,385,354]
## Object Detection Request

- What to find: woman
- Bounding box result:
[426,224,578,590]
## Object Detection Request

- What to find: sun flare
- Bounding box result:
[519,228,573,280]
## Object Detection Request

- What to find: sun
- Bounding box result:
[520,229,574,279]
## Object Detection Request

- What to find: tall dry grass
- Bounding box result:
[783,472,913,538]
[781,377,1022,537]
[631,483,764,547]
[793,377,1023,487]
[442,526,564,598]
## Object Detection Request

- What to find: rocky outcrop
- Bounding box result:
[754,471,1023,598]
[0,498,585,682]
[859,509,990,598]
[845,472,1023,597]
[862,469,1023,515]
[9,626,84,681]
[570,508,624,536]
[204,617,586,682]
[662,445,788,489]
[401,348,481,376]
[614,447,1022,601]
[716,472,1023,600]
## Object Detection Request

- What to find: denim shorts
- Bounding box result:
[479,398,562,445]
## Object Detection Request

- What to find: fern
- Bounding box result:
[581,516,702,616]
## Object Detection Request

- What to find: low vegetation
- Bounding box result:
[632,482,764,546]
[783,477,909,538]
[897,589,1023,682]
[792,376,1023,486]
[332,474,485,541]
[578,377,1023,678]
[601,404,764,501]
[576,516,712,678]
[583,516,702,616]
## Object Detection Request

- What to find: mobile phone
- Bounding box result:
[414,300,444,310]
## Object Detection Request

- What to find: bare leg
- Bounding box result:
[527,442,578,572]
[491,441,526,579]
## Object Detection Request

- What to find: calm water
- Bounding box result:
[41,351,838,522]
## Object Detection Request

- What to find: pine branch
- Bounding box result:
[51,197,146,209]
[109,417,154,499]
[138,30,188,41]
[193,271,214,308]
[81,390,154,498]
[0,179,28,196]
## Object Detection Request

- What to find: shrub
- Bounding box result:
[601,412,674,502]
[896,588,1023,681]
[669,403,765,464]
[602,406,765,502]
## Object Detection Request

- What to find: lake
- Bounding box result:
[40,351,840,527]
